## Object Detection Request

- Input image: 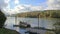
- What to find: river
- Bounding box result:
[4,17,60,34]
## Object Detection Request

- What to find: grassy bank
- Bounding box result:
[0,28,20,34]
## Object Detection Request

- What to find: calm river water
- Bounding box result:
[4,17,60,34]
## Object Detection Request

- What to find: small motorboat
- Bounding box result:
[13,25,19,27]
[20,21,31,28]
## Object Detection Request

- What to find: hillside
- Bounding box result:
[17,10,60,18]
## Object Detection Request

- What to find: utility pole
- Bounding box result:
[38,13,40,29]
[15,15,17,25]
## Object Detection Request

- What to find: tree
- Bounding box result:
[0,10,6,28]
[51,12,60,18]
[53,22,60,34]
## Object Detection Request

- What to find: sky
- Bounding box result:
[0,0,60,15]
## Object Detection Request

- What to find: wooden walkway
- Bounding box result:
[26,28,46,34]
[25,28,55,34]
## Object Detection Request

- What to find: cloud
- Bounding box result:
[5,0,10,4]
[13,5,44,12]
[4,4,44,15]
[14,0,19,5]
[14,5,25,10]
[0,0,7,9]
[3,0,60,15]
[11,0,60,14]
[45,0,60,10]
[30,6,44,11]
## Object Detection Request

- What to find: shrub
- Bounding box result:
[0,10,6,28]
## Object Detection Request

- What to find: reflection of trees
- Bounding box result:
[53,22,60,34]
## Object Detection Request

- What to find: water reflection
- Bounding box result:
[4,17,60,34]
[14,27,20,32]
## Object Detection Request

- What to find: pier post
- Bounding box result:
[38,13,40,29]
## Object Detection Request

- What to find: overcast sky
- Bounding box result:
[0,0,60,15]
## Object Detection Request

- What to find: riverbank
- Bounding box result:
[17,10,60,18]
[0,28,20,34]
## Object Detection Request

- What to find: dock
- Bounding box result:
[25,28,55,34]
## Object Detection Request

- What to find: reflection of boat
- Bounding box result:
[13,21,31,28]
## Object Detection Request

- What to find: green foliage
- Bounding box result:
[17,10,60,18]
[46,31,55,34]
[0,10,6,28]
[51,12,60,18]
[0,28,20,34]
[54,22,60,25]
[53,22,60,34]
